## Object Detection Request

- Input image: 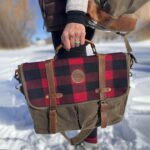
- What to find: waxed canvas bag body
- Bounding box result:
[15,41,133,145]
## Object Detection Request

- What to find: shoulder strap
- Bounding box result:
[61,129,93,145]
[116,32,132,53]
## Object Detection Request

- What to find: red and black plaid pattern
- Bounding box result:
[21,52,128,107]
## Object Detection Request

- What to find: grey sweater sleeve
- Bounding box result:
[66,0,89,13]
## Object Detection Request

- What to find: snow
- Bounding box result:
[0,41,150,150]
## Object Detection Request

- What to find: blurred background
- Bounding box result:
[0,0,50,49]
[0,0,149,49]
[0,1,150,150]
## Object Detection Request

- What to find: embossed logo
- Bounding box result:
[71,69,85,83]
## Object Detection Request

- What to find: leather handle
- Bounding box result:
[55,39,97,55]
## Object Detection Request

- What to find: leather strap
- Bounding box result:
[116,32,132,53]
[98,55,108,128]
[61,129,93,145]
[55,39,97,56]
[123,34,132,53]
[45,60,57,133]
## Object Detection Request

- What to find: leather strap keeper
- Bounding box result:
[49,110,57,133]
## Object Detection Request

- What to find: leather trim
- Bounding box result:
[98,55,106,100]
[45,60,57,133]
[98,54,108,128]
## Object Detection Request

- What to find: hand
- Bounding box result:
[61,23,86,51]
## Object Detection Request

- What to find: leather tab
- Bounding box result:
[49,110,57,133]
[101,102,108,128]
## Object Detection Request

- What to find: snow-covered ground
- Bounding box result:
[0,41,150,150]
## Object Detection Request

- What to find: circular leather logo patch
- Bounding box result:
[71,69,85,83]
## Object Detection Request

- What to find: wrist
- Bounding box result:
[67,11,87,26]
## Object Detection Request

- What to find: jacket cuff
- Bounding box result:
[67,11,86,25]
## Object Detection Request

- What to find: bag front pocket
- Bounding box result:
[106,88,130,125]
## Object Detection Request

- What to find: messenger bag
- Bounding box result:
[15,39,135,145]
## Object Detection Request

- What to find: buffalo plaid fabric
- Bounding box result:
[21,52,128,107]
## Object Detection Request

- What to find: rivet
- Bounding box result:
[95,89,99,94]
[107,88,111,92]
[45,95,49,99]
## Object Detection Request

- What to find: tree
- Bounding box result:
[0,0,36,48]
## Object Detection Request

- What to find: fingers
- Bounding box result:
[61,23,86,51]
[61,31,71,51]
[80,31,86,45]
[70,32,76,48]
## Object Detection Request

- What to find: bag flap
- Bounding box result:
[19,52,130,109]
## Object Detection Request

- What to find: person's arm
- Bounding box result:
[61,0,89,51]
